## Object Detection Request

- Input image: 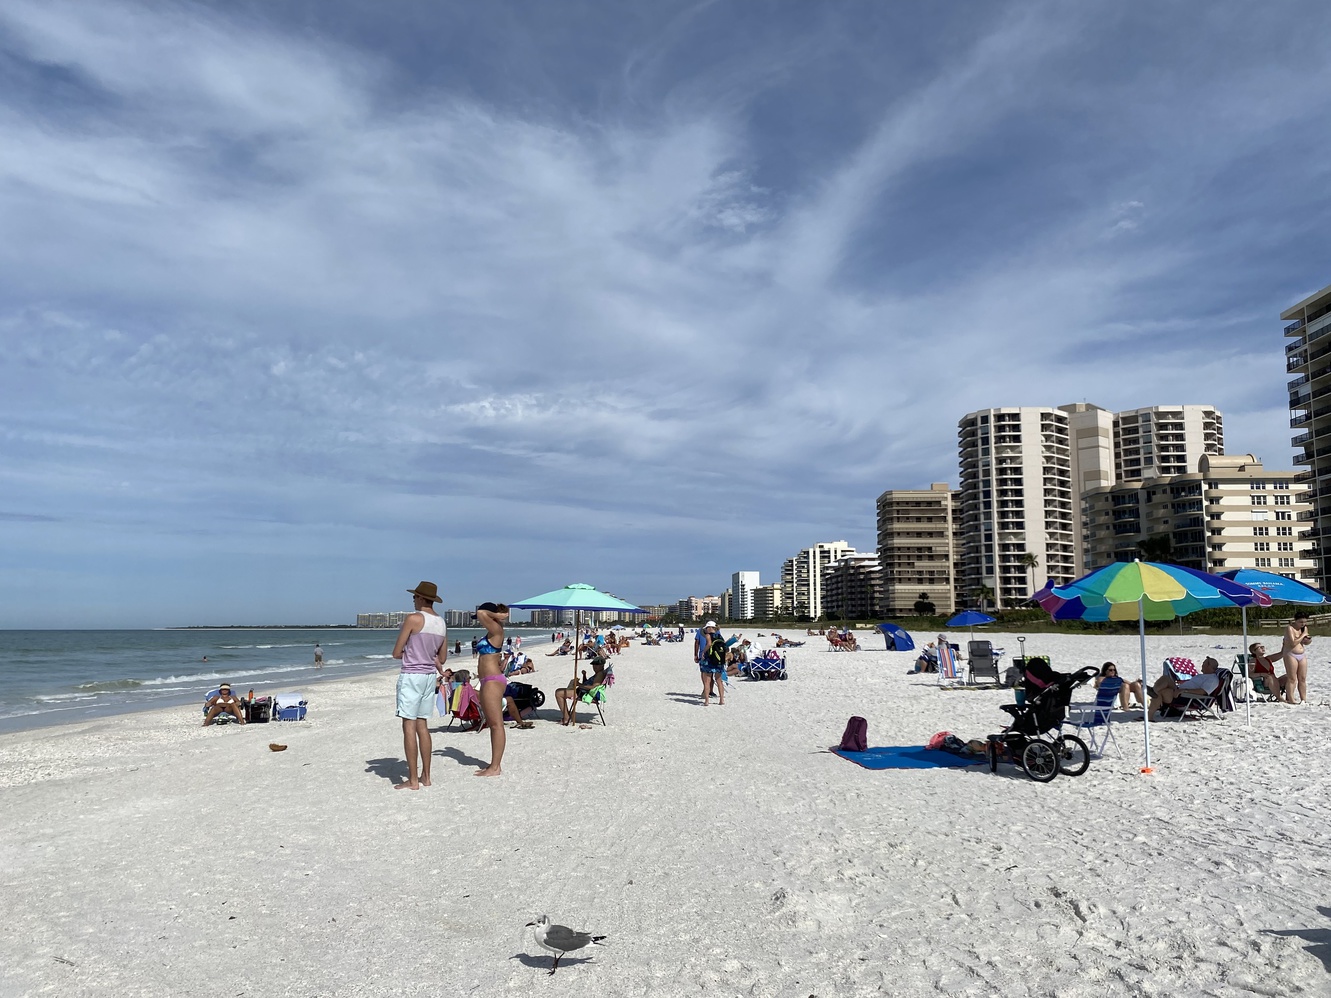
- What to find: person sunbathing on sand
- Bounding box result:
[1248,642,1286,697]
[547,639,573,656]
[203,685,246,726]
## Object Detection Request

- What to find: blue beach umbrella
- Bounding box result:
[1219,569,1329,726]
[946,610,996,628]
[509,583,646,680]
[1048,561,1268,769]
[876,623,915,652]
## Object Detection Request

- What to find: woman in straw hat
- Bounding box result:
[390,581,448,790]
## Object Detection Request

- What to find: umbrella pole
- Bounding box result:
[1140,597,1153,774]
[1242,605,1251,728]
[573,609,581,685]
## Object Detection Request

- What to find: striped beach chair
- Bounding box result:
[937,642,965,686]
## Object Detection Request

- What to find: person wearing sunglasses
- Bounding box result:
[203,685,246,726]
[1094,662,1145,710]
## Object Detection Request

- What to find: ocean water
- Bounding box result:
[0,627,552,733]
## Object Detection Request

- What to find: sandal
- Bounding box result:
[510,721,534,729]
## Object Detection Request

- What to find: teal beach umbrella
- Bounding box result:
[509,584,646,680]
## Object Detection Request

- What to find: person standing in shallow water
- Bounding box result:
[473,602,511,777]
[391,581,448,790]
[314,643,323,669]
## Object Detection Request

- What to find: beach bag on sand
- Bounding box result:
[838,716,868,752]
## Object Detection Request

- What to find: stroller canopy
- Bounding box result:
[876,623,915,651]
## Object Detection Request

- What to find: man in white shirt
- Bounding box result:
[1149,657,1220,715]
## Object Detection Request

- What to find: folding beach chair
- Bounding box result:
[1160,660,1230,721]
[1065,677,1122,759]
[937,642,965,686]
[967,641,1002,686]
[1230,653,1280,703]
[272,692,307,721]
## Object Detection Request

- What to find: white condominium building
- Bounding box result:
[751,584,784,619]
[780,541,855,619]
[730,571,760,620]
[1082,455,1314,578]
[957,408,1078,609]
[1114,405,1223,482]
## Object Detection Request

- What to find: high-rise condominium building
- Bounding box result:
[751,584,784,619]
[1083,455,1314,577]
[957,408,1078,609]
[821,553,882,619]
[1284,281,1331,589]
[1113,406,1223,481]
[730,571,759,620]
[875,483,958,616]
[780,541,855,619]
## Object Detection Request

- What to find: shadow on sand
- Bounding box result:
[435,744,489,769]
[509,952,594,973]
[1265,905,1331,973]
[364,757,409,783]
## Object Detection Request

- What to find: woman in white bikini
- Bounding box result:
[1281,610,1312,705]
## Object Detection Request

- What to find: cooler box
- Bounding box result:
[273,692,307,721]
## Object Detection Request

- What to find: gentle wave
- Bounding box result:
[76,679,144,691]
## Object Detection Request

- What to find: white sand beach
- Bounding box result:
[2,630,1329,997]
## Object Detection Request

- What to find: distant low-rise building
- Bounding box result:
[356,611,411,628]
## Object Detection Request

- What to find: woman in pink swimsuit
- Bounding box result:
[473,603,511,776]
[1281,611,1312,705]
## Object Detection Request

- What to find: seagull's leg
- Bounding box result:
[548,953,561,976]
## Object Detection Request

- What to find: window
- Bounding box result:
[1273,481,1290,490]
[1279,558,1296,567]
[1276,511,1293,521]
[1249,481,1266,490]
[1251,494,1268,505]
[1277,526,1294,536]
[1254,527,1270,536]
[1275,494,1291,505]
[1278,542,1294,551]
[1253,511,1270,521]
[1256,557,1271,567]
[1254,542,1270,551]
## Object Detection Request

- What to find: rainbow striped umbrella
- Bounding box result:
[1047,561,1268,771]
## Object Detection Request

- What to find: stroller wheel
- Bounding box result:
[1055,735,1091,777]
[1021,741,1059,782]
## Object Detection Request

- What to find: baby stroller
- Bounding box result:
[987,665,1098,782]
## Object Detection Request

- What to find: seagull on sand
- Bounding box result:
[525,914,607,975]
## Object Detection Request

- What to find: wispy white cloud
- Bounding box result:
[1,0,1329,623]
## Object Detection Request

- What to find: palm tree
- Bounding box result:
[1137,535,1174,564]
[913,592,936,616]
[1020,552,1039,599]
[972,584,996,613]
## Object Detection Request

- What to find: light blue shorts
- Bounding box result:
[396,673,436,719]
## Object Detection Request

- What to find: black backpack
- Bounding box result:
[705,635,728,667]
[838,716,868,752]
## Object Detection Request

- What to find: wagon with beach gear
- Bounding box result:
[986,664,1098,783]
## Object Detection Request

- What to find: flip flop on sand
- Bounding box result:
[509,721,535,729]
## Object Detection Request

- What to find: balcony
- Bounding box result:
[1290,374,1310,391]
[1287,319,1307,334]
[1288,337,1308,355]
[1289,355,1308,373]
[1293,431,1313,446]
[1293,412,1312,428]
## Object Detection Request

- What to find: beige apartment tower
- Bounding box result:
[876,483,957,616]
[1284,282,1331,590]
[1113,406,1223,481]
[822,553,882,619]
[1083,455,1314,578]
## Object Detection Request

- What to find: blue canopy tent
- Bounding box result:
[876,623,915,652]
[508,583,647,681]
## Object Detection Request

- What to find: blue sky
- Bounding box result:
[2,1,1330,626]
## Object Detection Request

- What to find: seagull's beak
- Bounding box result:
[525,921,536,927]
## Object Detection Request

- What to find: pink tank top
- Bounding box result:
[401,613,446,673]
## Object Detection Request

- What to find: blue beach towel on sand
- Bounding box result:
[832,746,985,770]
